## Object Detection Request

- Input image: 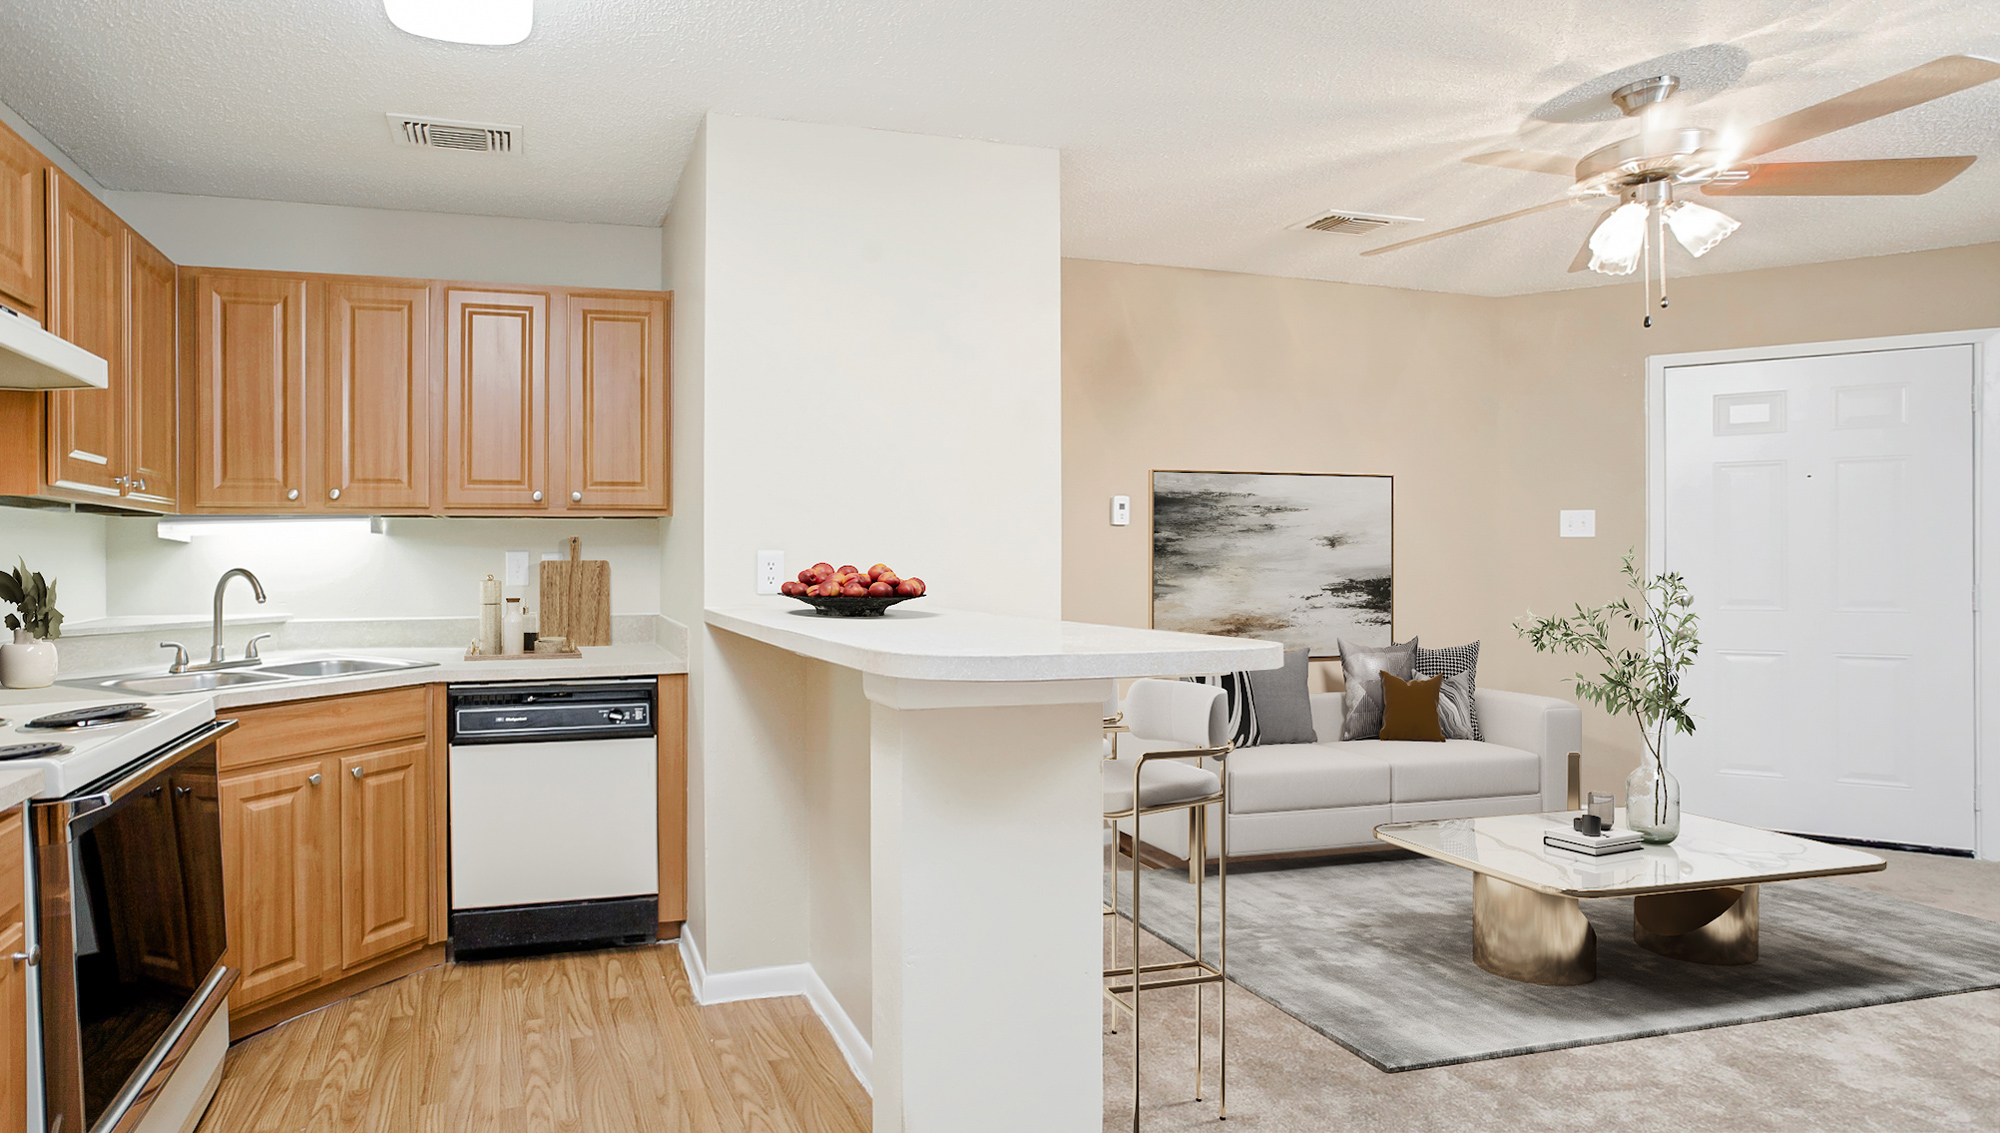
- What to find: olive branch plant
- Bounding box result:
[1513,551,1699,824]
[0,557,64,640]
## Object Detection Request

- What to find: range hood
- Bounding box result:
[0,305,108,390]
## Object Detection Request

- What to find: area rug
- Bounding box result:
[1107,854,2000,1072]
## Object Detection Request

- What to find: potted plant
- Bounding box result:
[0,557,65,689]
[1515,551,1700,843]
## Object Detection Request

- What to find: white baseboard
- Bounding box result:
[676,933,873,1094]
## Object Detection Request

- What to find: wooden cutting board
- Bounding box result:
[538,537,612,647]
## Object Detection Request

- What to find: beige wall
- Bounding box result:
[1062,243,2000,792]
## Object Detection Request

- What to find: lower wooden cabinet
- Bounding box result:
[218,688,433,1017]
[0,806,25,1133]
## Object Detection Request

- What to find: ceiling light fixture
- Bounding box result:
[384,0,532,46]
[1585,202,1648,275]
[156,516,386,542]
[1662,200,1740,257]
[1583,181,1737,326]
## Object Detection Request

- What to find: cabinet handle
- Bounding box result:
[571,491,583,502]
[532,490,543,502]
[287,489,300,501]
[113,475,128,488]
[329,489,341,500]
[10,947,37,967]
[352,766,365,780]
[174,785,191,797]
[308,773,322,786]
[135,477,146,492]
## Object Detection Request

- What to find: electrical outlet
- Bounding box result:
[757,550,785,595]
[1559,510,1596,538]
[1111,496,1131,526]
[505,551,531,585]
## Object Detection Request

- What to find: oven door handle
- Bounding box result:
[61,718,238,824]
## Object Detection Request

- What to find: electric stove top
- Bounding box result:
[0,695,216,797]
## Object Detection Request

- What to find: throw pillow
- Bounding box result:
[1339,636,1419,741]
[1187,647,1316,747]
[1434,669,1477,741]
[1414,641,1482,740]
[1378,672,1445,742]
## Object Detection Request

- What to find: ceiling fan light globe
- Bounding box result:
[1586,201,1648,275]
[1664,200,1740,257]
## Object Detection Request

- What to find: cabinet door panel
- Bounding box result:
[0,919,23,1133]
[0,124,42,318]
[566,293,668,511]
[45,173,123,497]
[124,232,177,510]
[339,741,427,969]
[324,281,431,510]
[188,273,307,509]
[443,288,547,510]
[220,756,327,1008]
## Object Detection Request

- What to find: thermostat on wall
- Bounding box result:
[1111,496,1131,526]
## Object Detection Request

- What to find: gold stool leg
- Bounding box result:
[1472,873,1597,985]
[1634,884,1759,965]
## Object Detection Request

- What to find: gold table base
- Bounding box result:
[1473,876,1763,984]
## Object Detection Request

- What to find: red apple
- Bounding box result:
[780,581,800,597]
[876,570,900,585]
[894,580,917,596]
[842,582,868,597]
[868,563,891,581]
[867,580,893,597]
[906,577,926,596]
[837,564,859,576]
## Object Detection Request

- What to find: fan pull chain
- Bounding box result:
[1658,205,1670,313]
[1641,209,1653,328]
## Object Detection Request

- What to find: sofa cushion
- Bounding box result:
[1225,743,1393,814]
[1353,739,1541,803]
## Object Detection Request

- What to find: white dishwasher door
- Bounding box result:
[449,738,658,910]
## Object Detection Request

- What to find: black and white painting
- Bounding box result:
[1152,471,1392,656]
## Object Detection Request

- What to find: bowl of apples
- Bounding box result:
[780,562,927,617]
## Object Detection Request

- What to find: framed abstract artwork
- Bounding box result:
[1151,470,1393,657]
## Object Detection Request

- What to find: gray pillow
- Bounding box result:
[1186,647,1316,747]
[1435,669,1477,740]
[1340,636,1419,741]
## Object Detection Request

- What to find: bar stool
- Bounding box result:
[1103,679,1233,1128]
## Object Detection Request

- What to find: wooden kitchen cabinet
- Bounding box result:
[338,739,428,970]
[565,292,670,512]
[218,755,329,1009]
[123,230,178,510]
[0,806,25,1133]
[44,171,125,498]
[442,287,551,510]
[321,279,433,511]
[183,270,309,510]
[0,122,44,320]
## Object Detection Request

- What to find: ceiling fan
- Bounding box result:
[1362,54,2000,322]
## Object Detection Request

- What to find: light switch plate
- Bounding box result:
[505,551,531,585]
[756,550,785,595]
[1111,496,1131,526]
[1560,510,1596,538]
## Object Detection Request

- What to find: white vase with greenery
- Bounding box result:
[0,558,64,690]
[1515,551,1701,843]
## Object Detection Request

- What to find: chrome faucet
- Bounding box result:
[202,567,267,668]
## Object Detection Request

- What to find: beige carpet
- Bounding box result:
[1103,847,2000,1131]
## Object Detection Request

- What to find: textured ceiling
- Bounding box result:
[1,0,1997,296]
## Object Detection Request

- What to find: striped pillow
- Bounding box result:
[1415,641,1482,740]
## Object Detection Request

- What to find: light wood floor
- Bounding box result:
[196,943,870,1133]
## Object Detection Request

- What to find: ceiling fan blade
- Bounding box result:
[1741,55,2000,160]
[1702,156,1976,196]
[1361,199,1572,257]
[1463,150,1577,177]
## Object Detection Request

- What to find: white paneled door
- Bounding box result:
[1662,345,1975,850]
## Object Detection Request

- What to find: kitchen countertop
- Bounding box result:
[0,767,43,812]
[706,600,1281,681]
[0,643,686,712]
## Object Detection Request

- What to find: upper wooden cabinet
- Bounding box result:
[125,231,179,510]
[565,292,669,512]
[183,271,309,510]
[45,172,125,499]
[322,280,432,511]
[443,287,550,511]
[0,123,44,320]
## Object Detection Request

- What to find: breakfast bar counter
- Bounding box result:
[706,601,1278,1132]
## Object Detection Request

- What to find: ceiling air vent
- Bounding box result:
[1288,209,1422,235]
[387,114,518,154]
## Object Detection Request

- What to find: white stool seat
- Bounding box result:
[1103,757,1220,814]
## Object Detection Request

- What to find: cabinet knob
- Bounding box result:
[10,947,37,967]
[572,491,583,502]
[113,475,128,488]
[308,773,322,786]
[287,489,300,501]
[135,477,146,492]
[532,490,543,502]
[329,489,341,500]
[352,766,365,780]
[174,785,192,797]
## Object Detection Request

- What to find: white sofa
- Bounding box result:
[1118,685,1581,863]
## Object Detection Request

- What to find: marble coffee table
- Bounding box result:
[1374,810,1886,986]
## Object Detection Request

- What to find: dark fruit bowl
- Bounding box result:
[787,593,922,617]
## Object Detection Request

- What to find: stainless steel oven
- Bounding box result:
[32,719,238,1133]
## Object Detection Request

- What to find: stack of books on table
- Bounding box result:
[1544,826,1644,856]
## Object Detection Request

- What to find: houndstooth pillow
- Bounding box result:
[1415,641,1481,740]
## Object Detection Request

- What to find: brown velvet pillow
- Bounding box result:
[1378,672,1445,742]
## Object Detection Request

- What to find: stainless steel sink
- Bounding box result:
[87,671,292,695]
[259,657,433,678]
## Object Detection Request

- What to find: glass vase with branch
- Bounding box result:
[1515,551,1700,843]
